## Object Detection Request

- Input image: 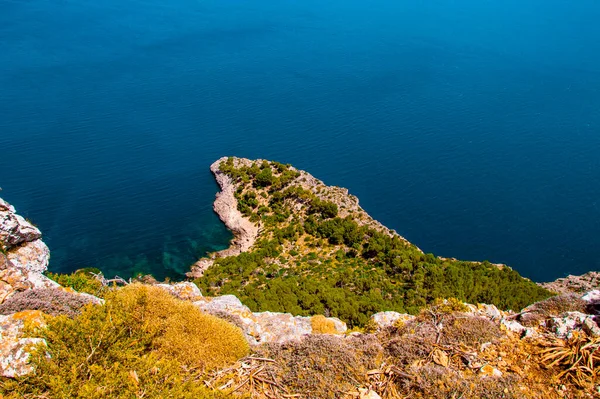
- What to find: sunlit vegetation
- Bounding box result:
[46,268,106,297]
[0,284,247,398]
[195,158,552,327]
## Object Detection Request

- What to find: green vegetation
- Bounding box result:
[195,158,552,327]
[46,268,106,297]
[1,285,247,399]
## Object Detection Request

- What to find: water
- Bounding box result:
[1,0,599,282]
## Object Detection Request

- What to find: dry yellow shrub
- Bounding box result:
[1,284,248,398]
[311,315,338,334]
[109,284,250,371]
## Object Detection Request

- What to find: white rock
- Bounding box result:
[370,311,414,329]
[0,311,46,378]
[548,311,599,338]
[195,295,347,344]
[156,282,202,301]
[500,318,537,338]
[477,304,502,319]
[6,239,50,273]
[582,290,600,303]
[0,201,42,250]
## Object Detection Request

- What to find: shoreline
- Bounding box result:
[188,157,259,278]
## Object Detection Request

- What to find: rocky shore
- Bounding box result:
[189,158,260,277]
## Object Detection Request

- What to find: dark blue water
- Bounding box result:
[1,0,599,281]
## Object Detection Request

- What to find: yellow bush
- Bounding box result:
[1,284,248,398]
[310,315,338,334]
[112,284,249,371]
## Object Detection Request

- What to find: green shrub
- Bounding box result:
[46,268,105,297]
[1,284,248,398]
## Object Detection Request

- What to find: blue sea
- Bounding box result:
[1,0,599,282]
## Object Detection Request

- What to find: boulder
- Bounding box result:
[0,199,42,250]
[582,290,600,303]
[370,311,414,329]
[0,199,56,305]
[500,318,536,338]
[0,253,58,304]
[6,239,50,274]
[548,311,600,338]
[0,310,46,378]
[476,304,503,319]
[155,282,202,301]
[195,295,347,344]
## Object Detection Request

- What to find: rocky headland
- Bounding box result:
[0,158,599,398]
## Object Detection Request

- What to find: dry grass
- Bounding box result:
[540,332,600,390]
[212,335,384,399]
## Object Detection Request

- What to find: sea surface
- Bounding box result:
[1,0,599,281]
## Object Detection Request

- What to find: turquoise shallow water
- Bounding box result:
[1,0,599,281]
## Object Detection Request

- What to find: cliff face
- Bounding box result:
[0,198,57,303]
[0,198,59,377]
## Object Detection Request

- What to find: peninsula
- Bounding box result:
[191,157,550,326]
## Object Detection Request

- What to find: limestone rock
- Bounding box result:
[7,239,50,273]
[0,199,42,250]
[0,198,56,305]
[370,311,414,329]
[0,253,58,304]
[195,295,347,344]
[500,318,535,337]
[155,282,202,301]
[548,311,600,338]
[0,310,46,378]
[582,290,600,303]
[476,303,503,319]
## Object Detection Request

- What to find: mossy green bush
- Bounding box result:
[1,284,248,398]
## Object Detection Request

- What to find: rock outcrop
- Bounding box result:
[540,271,600,294]
[0,198,57,304]
[194,294,347,344]
[155,281,203,301]
[369,311,415,329]
[0,310,46,378]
